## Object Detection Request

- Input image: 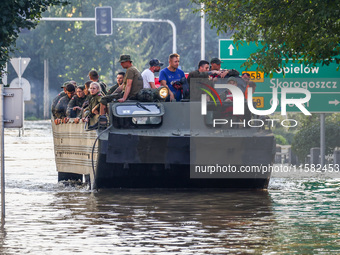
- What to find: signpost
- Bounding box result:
[9,57,31,136]
[10,58,30,78]
[219,39,340,113]
[10,78,31,101]
[219,39,340,167]
[1,80,23,226]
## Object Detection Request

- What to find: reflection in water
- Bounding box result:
[1,121,339,254]
[44,190,273,254]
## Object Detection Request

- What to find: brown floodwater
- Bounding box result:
[1,121,339,254]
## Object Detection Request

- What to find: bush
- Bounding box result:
[292,121,340,160]
[273,127,296,144]
[275,134,288,145]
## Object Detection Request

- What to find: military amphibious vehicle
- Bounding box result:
[52,85,276,189]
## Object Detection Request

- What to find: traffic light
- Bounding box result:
[95,7,112,35]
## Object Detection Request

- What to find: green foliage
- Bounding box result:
[8,0,228,118]
[192,0,340,75]
[292,119,340,160]
[274,134,288,145]
[273,128,295,145]
[13,0,226,88]
[0,0,69,76]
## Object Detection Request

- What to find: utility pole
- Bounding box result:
[320,113,325,168]
[200,3,205,60]
[44,59,49,119]
[0,65,7,226]
[0,81,5,226]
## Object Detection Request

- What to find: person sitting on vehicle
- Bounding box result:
[241,72,251,83]
[54,84,76,125]
[244,81,257,122]
[82,82,103,126]
[69,80,77,88]
[88,55,143,130]
[209,58,229,81]
[82,80,92,105]
[187,60,226,101]
[88,70,108,95]
[84,80,91,96]
[107,72,125,95]
[159,53,187,101]
[245,81,256,100]
[220,77,238,118]
[73,81,93,124]
[142,59,163,89]
[66,85,87,118]
[187,60,210,85]
[51,82,69,119]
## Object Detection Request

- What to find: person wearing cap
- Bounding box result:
[51,81,70,120]
[209,58,230,80]
[210,57,223,71]
[54,84,76,125]
[88,70,108,95]
[66,85,87,123]
[241,73,251,83]
[69,80,77,88]
[88,55,143,130]
[113,54,142,103]
[99,55,142,106]
[159,53,186,101]
[141,59,164,89]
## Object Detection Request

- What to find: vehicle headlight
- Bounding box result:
[158,86,168,99]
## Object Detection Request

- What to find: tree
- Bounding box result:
[0,0,69,77]
[9,0,228,118]
[192,0,340,75]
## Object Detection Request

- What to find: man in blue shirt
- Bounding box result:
[159,53,186,101]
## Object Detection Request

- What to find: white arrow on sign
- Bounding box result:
[10,57,31,77]
[329,99,340,106]
[228,44,235,56]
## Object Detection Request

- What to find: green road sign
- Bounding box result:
[219,39,262,60]
[219,39,340,113]
[253,93,340,113]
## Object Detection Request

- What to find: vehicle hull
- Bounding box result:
[94,132,274,189]
[52,101,275,189]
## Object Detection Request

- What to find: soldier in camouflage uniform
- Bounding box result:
[51,81,69,119]
[54,84,75,124]
[67,85,87,118]
[88,55,142,130]
[82,82,103,127]
[88,70,108,95]
[73,81,92,124]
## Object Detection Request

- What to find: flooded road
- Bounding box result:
[1,121,339,254]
